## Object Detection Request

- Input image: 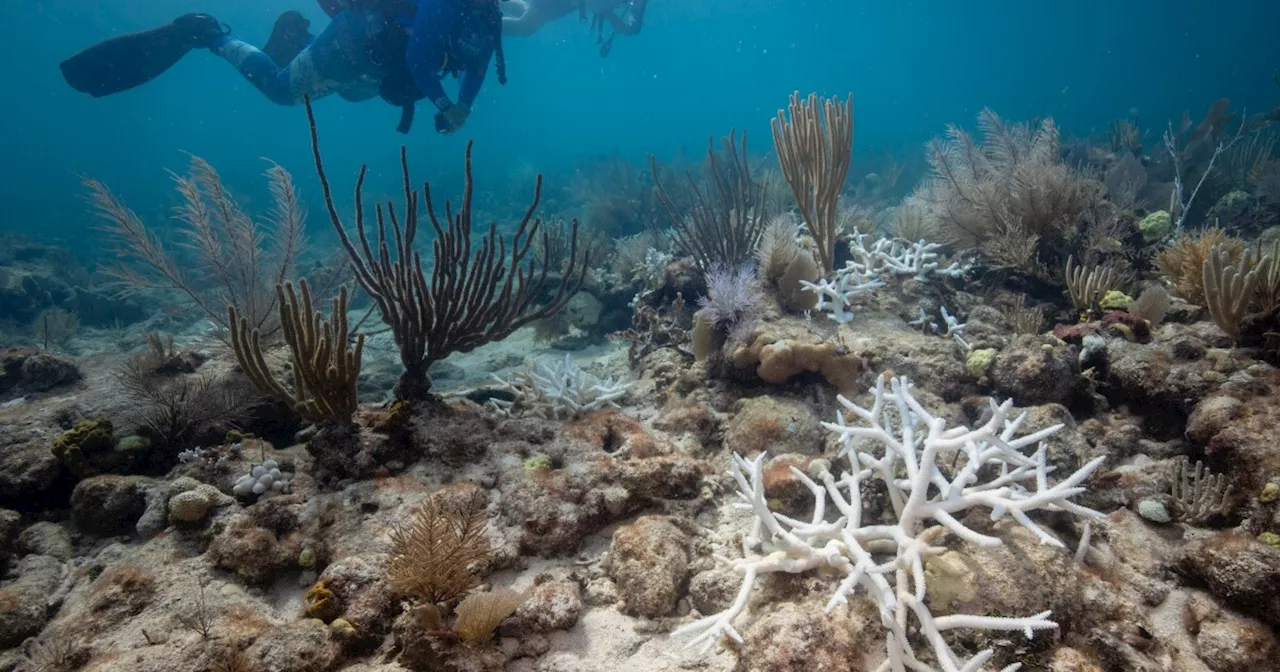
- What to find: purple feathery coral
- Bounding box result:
[696,263,763,327]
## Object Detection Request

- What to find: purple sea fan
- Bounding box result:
[697,263,763,327]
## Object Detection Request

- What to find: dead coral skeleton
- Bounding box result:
[613,292,691,365]
[675,375,1106,672]
[849,232,971,282]
[489,354,633,420]
[1162,112,1248,232]
[908,304,971,351]
[802,231,969,325]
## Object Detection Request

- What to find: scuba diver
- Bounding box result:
[502,0,648,57]
[59,0,508,134]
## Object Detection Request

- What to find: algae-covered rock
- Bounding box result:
[606,515,691,617]
[69,474,149,536]
[206,517,302,585]
[0,554,65,646]
[988,338,1079,405]
[505,580,584,634]
[0,508,18,572]
[51,418,130,478]
[563,291,603,328]
[16,521,72,561]
[738,601,874,672]
[0,348,80,395]
[0,439,59,508]
[725,396,824,456]
[1206,189,1261,234]
[1176,531,1280,628]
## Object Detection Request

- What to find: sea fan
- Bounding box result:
[454,588,527,643]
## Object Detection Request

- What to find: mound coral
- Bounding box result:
[730,327,863,394]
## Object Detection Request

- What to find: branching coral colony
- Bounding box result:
[488,354,633,420]
[675,375,1106,672]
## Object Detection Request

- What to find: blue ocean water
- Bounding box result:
[0,0,1276,248]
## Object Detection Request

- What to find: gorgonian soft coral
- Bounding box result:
[696,263,763,327]
[911,108,1129,284]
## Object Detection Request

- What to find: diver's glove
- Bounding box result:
[434,103,471,135]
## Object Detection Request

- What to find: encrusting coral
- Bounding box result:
[50,418,115,477]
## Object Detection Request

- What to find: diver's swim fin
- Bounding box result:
[263,11,314,67]
[60,13,227,97]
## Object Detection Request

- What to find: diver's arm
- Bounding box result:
[502,0,543,37]
[502,15,541,37]
[457,47,493,109]
[406,0,456,111]
[602,0,647,36]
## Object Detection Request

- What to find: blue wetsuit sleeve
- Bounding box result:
[457,47,493,109]
[406,0,455,111]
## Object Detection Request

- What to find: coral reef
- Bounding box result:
[6,89,1280,672]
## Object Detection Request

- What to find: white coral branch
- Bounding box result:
[676,374,1105,671]
[489,354,633,419]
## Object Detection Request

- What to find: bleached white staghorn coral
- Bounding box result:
[674,375,1106,672]
[801,233,969,324]
[799,267,883,323]
[910,305,971,351]
[489,353,633,419]
[871,238,970,280]
[847,232,971,282]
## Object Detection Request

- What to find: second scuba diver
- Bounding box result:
[60,0,508,134]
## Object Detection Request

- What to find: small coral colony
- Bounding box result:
[3,90,1280,672]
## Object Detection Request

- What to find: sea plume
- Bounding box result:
[912,108,1127,283]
